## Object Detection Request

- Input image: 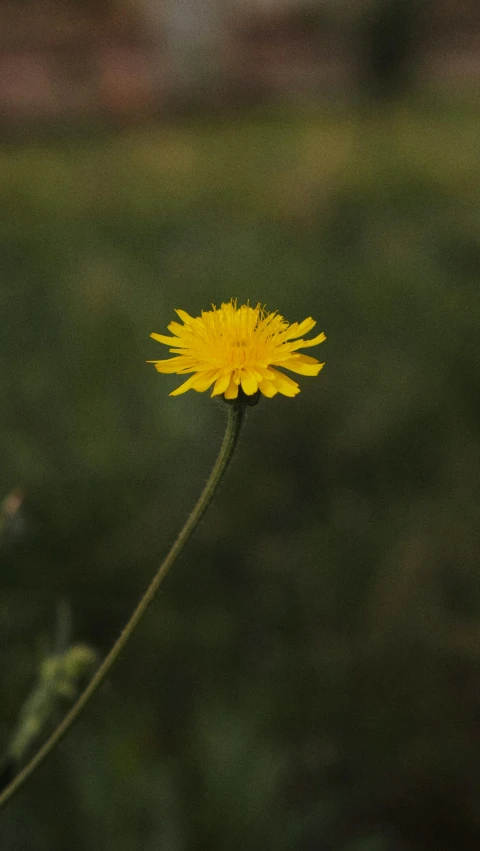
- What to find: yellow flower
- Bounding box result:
[148,300,326,400]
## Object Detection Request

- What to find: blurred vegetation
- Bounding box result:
[1,95,480,850]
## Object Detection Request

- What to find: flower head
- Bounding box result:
[148,300,325,401]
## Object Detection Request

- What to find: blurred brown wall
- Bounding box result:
[0,0,479,123]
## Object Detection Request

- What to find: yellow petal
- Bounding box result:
[240,370,258,396]
[150,332,184,347]
[284,317,316,340]
[211,373,232,397]
[224,377,239,400]
[281,358,324,376]
[270,369,300,397]
[168,320,189,337]
[191,372,217,392]
[169,375,198,396]
[295,354,320,364]
[148,357,191,374]
[295,331,326,349]
[258,379,278,398]
[175,308,194,323]
[257,367,276,380]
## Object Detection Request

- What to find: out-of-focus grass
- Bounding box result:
[1,98,480,850]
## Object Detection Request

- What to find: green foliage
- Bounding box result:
[8,643,97,763]
[1,98,480,849]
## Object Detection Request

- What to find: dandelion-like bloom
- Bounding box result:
[148,300,325,401]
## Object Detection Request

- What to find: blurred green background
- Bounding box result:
[2,3,480,850]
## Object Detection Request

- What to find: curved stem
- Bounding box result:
[0,403,246,812]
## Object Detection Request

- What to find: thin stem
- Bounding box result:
[0,403,246,812]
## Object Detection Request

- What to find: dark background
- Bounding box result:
[1,2,480,849]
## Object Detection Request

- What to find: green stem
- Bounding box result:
[0,403,246,812]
